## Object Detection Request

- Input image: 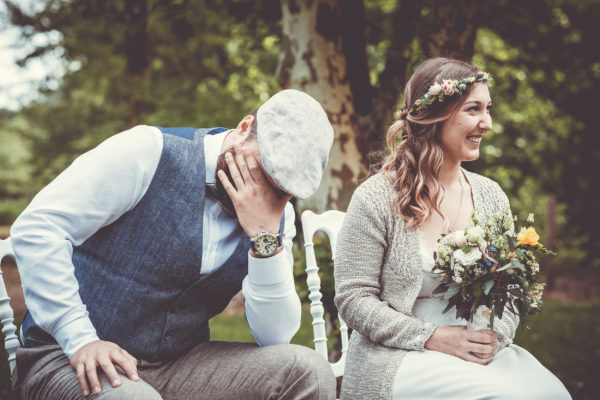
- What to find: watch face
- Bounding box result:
[254,233,279,256]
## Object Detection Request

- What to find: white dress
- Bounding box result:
[391,241,572,400]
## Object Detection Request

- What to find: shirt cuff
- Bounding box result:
[247,249,291,286]
[53,316,99,359]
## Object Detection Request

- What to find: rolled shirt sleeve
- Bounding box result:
[242,202,301,346]
[10,125,162,358]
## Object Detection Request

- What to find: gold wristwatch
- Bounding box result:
[250,231,283,257]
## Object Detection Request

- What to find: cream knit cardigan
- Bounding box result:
[334,170,520,400]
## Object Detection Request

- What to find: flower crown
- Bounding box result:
[409,71,492,115]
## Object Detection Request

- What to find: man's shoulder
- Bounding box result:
[154,126,228,140]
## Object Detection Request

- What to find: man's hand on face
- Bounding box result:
[218,149,291,238]
[70,340,139,397]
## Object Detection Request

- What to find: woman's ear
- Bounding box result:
[235,115,255,137]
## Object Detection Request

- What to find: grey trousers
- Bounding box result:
[12,341,336,400]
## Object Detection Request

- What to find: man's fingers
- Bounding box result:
[245,151,267,186]
[113,351,139,382]
[224,152,244,188]
[218,170,237,199]
[75,363,90,397]
[121,349,139,378]
[98,355,122,388]
[85,360,102,395]
[235,150,254,185]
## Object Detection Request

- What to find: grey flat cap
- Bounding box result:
[257,89,334,199]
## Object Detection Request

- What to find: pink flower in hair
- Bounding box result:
[442,79,457,95]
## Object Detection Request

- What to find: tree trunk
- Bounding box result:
[124,0,150,127]
[277,0,367,212]
[423,0,479,60]
[365,1,421,170]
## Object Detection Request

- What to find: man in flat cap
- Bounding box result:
[10,89,336,399]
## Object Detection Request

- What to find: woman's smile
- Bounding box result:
[467,135,483,144]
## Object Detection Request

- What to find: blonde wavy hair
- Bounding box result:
[381,57,482,228]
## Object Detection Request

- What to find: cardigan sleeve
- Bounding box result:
[334,177,437,351]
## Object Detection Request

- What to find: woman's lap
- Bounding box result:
[392,344,571,400]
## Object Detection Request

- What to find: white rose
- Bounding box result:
[465,225,485,244]
[453,248,482,267]
[442,231,467,246]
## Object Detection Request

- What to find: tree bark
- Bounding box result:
[277,0,367,212]
[423,0,479,60]
[124,0,151,127]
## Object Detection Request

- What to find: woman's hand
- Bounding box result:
[424,325,498,365]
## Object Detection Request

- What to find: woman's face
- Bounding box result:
[438,83,492,165]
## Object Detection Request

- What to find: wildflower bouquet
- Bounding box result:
[429,208,556,330]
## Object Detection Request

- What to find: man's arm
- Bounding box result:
[217,149,302,346]
[10,125,162,395]
[243,202,301,346]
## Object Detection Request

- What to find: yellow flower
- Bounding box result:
[517,227,540,246]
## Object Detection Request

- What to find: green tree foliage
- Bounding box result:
[2,0,599,267]
[473,0,600,269]
[1,0,282,190]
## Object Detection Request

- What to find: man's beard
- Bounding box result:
[213,149,237,215]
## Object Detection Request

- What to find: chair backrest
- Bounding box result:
[301,210,348,378]
[0,237,19,374]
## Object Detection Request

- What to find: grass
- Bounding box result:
[0,198,28,226]
[209,305,317,349]
[2,301,598,399]
[512,301,600,400]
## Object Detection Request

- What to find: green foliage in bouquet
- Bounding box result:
[428,208,556,329]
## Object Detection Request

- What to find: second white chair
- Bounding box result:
[300,209,348,378]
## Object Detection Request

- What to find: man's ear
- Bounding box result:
[235,115,255,137]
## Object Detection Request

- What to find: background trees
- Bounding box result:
[1,0,599,270]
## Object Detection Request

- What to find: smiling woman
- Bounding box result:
[333,57,572,400]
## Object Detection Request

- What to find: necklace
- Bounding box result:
[447,174,464,232]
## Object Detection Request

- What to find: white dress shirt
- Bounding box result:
[10,125,301,359]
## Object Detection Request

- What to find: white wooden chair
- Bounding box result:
[0,237,19,375]
[301,210,348,378]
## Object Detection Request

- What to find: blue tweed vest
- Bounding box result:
[22,127,266,362]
